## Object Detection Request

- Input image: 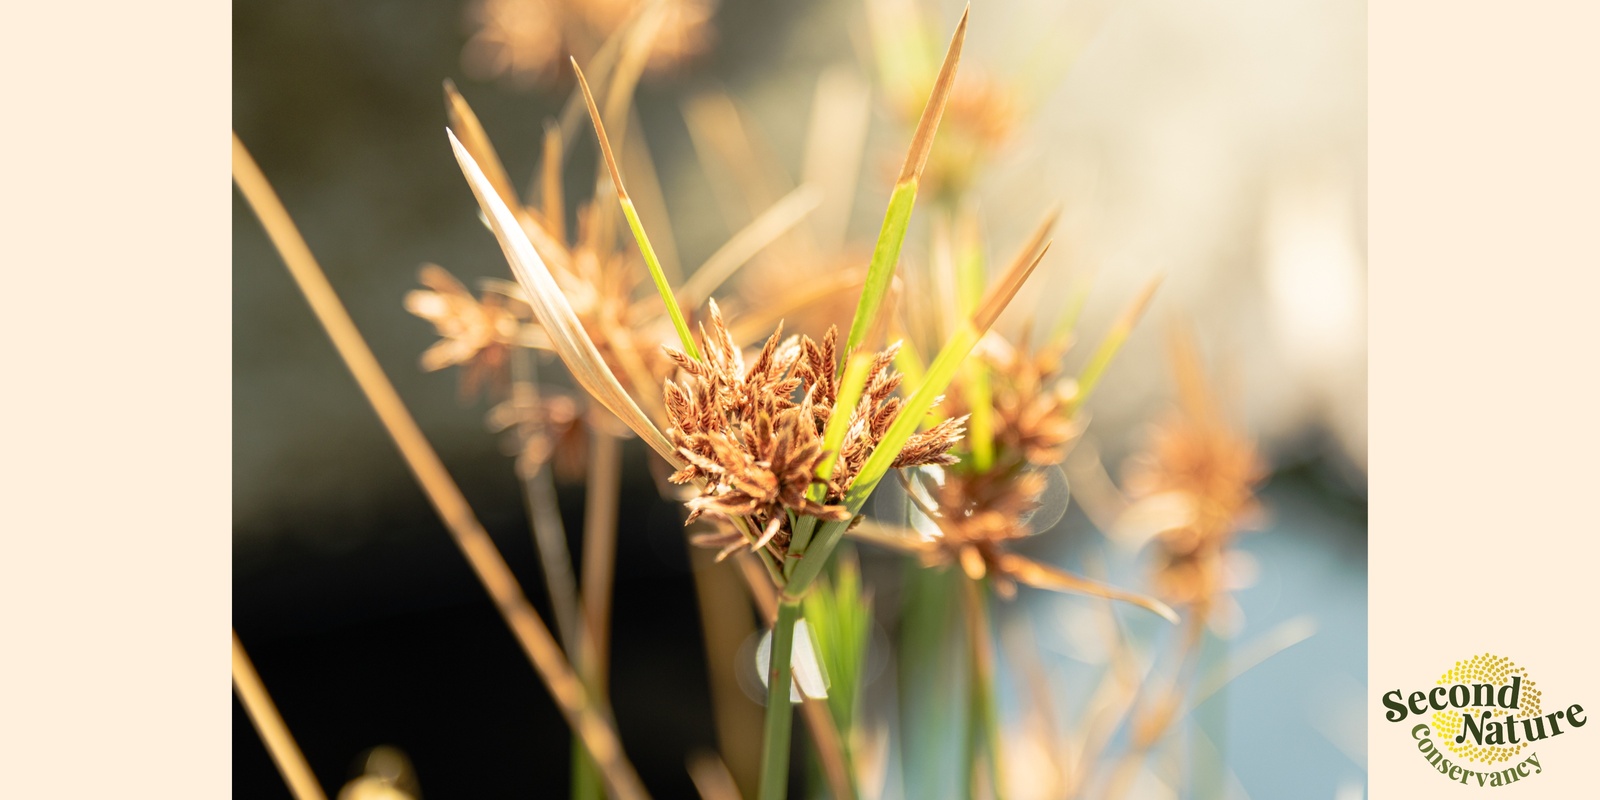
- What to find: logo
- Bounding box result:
[1381,653,1588,787]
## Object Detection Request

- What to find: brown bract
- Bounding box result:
[405,264,528,401]
[666,301,964,560]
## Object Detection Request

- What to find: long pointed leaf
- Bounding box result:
[573,58,703,361]
[1069,276,1161,413]
[843,6,970,360]
[447,129,681,467]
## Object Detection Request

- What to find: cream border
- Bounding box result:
[1371,0,1600,795]
[6,0,1600,797]
[0,0,231,796]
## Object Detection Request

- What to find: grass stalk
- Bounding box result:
[509,349,582,652]
[1047,273,1093,349]
[688,752,746,800]
[444,79,520,212]
[572,735,605,800]
[757,600,803,800]
[540,124,566,247]
[573,59,702,361]
[444,83,572,276]
[450,130,680,466]
[953,212,993,470]
[522,461,581,648]
[582,424,623,684]
[689,545,764,797]
[572,423,623,800]
[800,68,872,253]
[232,630,327,800]
[738,556,856,800]
[234,133,650,800]
[845,182,918,359]
[800,557,872,798]
[682,91,791,230]
[896,565,965,799]
[1069,277,1161,414]
[961,579,1005,800]
[1100,612,1206,800]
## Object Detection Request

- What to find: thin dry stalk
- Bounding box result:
[1097,614,1206,800]
[541,124,566,247]
[682,91,791,229]
[688,751,745,800]
[234,133,650,800]
[524,460,582,649]
[802,697,856,800]
[510,349,582,651]
[690,545,764,796]
[677,184,824,310]
[582,424,624,682]
[600,2,667,168]
[974,242,1051,331]
[232,630,328,800]
[446,83,573,275]
[1002,617,1069,797]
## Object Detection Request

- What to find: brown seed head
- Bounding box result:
[664,302,962,559]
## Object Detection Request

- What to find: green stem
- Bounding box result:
[759,600,803,800]
[620,198,701,361]
[571,732,603,800]
[962,578,1005,800]
[953,216,994,471]
[844,180,919,361]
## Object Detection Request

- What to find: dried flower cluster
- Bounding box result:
[912,337,1085,595]
[665,302,965,559]
[405,264,528,401]
[1123,334,1265,614]
[488,385,588,481]
[463,0,714,87]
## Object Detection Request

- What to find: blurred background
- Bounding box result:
[234,0,1365,796]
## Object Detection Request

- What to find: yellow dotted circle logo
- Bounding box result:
[1432,653,1542,764]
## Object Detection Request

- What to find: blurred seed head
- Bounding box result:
[405,264,528,402]
[1122,328,1267,622]
[463,0,715,88]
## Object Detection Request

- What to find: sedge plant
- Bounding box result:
[442,9,1094,798]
